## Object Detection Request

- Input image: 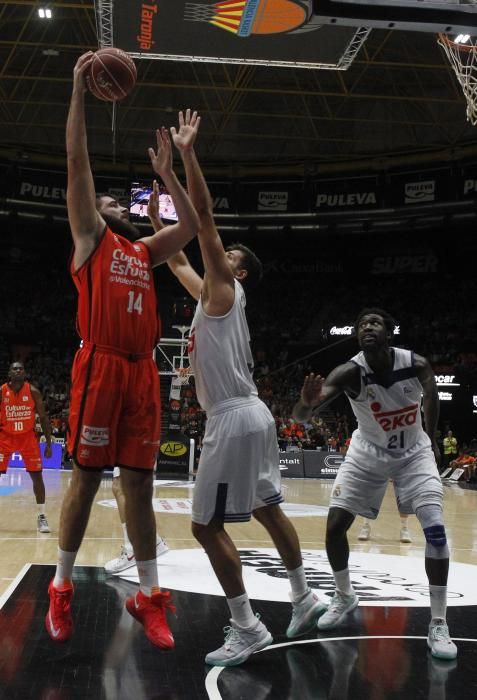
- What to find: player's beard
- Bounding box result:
[102,214,142,242]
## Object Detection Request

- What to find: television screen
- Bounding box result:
[130,182,178,222]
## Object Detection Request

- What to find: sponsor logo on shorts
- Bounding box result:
[159,441,187,457]
[79,448,90,458]
[366,388,376,400]
[80,425,109,446]
[370,402,418,432]
[333,486,341,497]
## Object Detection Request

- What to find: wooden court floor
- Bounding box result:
[0,469,476,589]
[0,469,476,699]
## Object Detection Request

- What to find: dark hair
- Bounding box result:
[225,243,263,290]
[95,193,109,210]
[9,361,24,369]
[354,307,396,336]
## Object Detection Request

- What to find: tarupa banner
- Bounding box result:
[109,0,369,69]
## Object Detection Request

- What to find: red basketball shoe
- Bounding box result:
[45,579,74,642]
[125,588,175,649]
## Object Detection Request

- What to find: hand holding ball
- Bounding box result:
[86,48,137,101]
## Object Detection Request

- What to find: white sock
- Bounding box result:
[227,593,256,628]
[287,565,309,602]
[37,504,45,515]
[400,515,408,528]
[122,522,131,549]
[53,548,77,587]
[430,585,447,621]
[137,559,159,597]
[334,568,353,596]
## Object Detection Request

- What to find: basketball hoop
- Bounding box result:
[438,33,477,126]
[174,367,193,385]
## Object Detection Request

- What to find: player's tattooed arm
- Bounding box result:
[415,353,441,466]
[293,362,360,421]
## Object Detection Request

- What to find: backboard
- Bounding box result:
[312,0,477,33]
[95,0,371,70]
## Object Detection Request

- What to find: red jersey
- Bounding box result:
[0,382,36,434]
[71,227,160,353]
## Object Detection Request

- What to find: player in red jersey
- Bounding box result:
[45,52,200,648]
[0,361,52,533]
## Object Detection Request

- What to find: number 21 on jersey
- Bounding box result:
[388,431,405,449]
[127,291,143,315]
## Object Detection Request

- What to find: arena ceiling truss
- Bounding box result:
[0,0,477,181]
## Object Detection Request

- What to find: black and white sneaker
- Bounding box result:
[37,514,51,533]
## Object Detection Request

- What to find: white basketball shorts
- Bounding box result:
[329,433,443,519]
[192,396,283,525]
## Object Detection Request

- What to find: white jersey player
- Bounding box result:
[153,109,327,668]
[294,308,457,661]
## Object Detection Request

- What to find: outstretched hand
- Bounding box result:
[300,373,325,408]
[148,127,173,178]
[147,179,163,228]
[73,51,94,93]
[170,109,201,152]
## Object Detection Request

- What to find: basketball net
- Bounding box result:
[174,366,193,385]
[438,33,477,126]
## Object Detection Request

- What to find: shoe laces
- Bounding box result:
[330,592,349,612]
[222,625,241,650]
[431,622,450,642]
[151,590,176,615]
[52,587,72,615]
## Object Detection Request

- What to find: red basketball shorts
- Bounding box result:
[0,430,42,472]
[67,345,161,470]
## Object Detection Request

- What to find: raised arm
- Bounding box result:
[66,52,104,270]
[416,354,440,467]
[147,181,203,301]
[171,110,234,316]
[31,385,52,458]
[293,363,359,422]
[140,125,199,267]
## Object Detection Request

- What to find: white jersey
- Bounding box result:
[188,280,257,412]
[346,347,430,454]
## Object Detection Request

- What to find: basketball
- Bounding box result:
[86,47,137,101]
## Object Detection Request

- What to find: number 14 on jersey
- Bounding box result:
[127,291,143,315]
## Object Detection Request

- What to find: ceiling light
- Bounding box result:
[38,7,52,19]
[455,34,470,44]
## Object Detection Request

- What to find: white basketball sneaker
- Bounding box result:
[105,537,169,574]
[105,545,135,574]
[400,527,412,543]
[317,591,359,630]
[358,523,371,541]
[286,590,327,638]
[156,536,169,557]
[37,514,51,533]
[428,619,458,660]
[205,615,273,667]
